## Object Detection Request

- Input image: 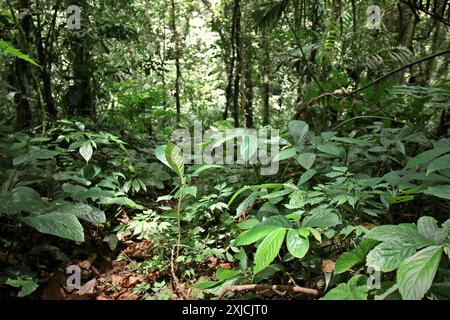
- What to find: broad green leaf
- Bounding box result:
[13,148,60,166]
[297,153,316,170]
[238,219,260,230]
[5,278,39,297]
[424,185,450,200]
[417,216,441,243]
[165,142,185,180]
[427,154,450,174]
[273,147,297,161]
[335,238,378,274]
[317,144,341,156]
[366,240,416,272]
[365,224,432,248]
[19,212,84,242]
[155,145,170,168]
[301,210,340,228]
[406,147,449,169]
[254,228,286,274]
[299,169,317,185]
[260,215,292,228]
[216,268,241,281]
[289,121,309,146]
[322,276,368,300]
[397,246,443,300]
[235,225,283,246]
[0,187,45,215]
[286,229,309,259]
[79,142,93,163]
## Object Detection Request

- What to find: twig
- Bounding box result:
[170,248,189,300]
[219,284,320,299]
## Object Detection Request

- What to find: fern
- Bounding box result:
[0,40,40,67]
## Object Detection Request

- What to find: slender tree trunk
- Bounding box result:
[66,0,95,118]
[11,0,33,129]
[34,8,59,118]
[243,27,253,128]
[232,0,242,128]
[261,30,270,126]
[170,0,182,123]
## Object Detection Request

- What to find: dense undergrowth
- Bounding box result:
[0,118,449,300]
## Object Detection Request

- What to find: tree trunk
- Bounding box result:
[261,30,270,126]
[11,0,33,130]
[66,0,95,118]
[170,0,182,123]
[243,28,253,128]
[232,0,242,128]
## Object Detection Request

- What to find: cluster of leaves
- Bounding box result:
[181,120,450,300]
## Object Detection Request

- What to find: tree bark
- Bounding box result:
[170,0,182,123]
[232,0,242,128]
[11,0,33,129]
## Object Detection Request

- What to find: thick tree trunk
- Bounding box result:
[66,0,95,118]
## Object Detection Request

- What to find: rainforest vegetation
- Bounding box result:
[0,0,449,301]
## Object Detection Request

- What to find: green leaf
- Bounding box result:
[365,224,432,248]
[5,278,39,297]
[297,153,316,170]
[238,219,260,230]
[165,142,185,180]
[335,238,378,274]
[103,234,118,251]
[299,169,317,185]
[236,193,257,217]
[194,280,222,290]
[366,240,416,272]
[155,145,170,168]
[254,228,286,274]
[216,268,241,281]
[301,210,340,228]
[406,147,449,169]
[322,276,368,300]
[417,216,442,243]
[19,212,85,242]
[235,225,283,246]
[240,135,258,162]
[397,246,443,300]
[274,147,297,161]
[13,148,60,166]
[424,185,450,200]
[79,142,93,163]
[51,203,106,225]
[427,154,450,174]
[191,164,224,176]
[286,229,309,259]
[0,40,40,67]
[98,197,145,210]
[317,144,341,156]
[0,187,45,215]
[289,120,309,146]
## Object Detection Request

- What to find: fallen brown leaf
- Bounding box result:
[322,260,335,273]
